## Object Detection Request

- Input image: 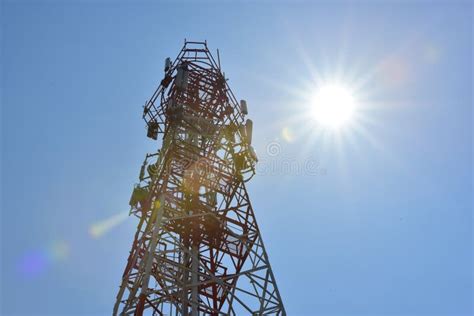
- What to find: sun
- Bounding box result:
[311,84,356,129]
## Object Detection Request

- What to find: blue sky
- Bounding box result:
[1,1,472,315]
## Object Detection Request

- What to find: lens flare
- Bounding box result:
[51,240,70,260]
[89,211,129,239]
[281,127,295,143]
[18,251,48,277]
[377,56,412,88]
[17,240,70,278]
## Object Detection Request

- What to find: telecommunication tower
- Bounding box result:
[113,40,285,315]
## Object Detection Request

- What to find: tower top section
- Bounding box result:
[141,39,256,180]
[142,40,247,139]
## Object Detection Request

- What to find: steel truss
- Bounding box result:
[113,40,285,316]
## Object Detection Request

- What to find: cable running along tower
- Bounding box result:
[114,40,285,315]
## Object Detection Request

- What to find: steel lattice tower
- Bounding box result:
[114,40,285,316]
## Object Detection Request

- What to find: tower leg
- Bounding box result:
[135,294,146,316]
[137,196,164,316]
[191,245,199,316]
[182,249,189,316]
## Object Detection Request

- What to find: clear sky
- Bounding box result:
[1,1,472,315]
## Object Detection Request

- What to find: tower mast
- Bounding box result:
[114,40,285,315]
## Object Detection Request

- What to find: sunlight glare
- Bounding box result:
[311,84,356,129]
